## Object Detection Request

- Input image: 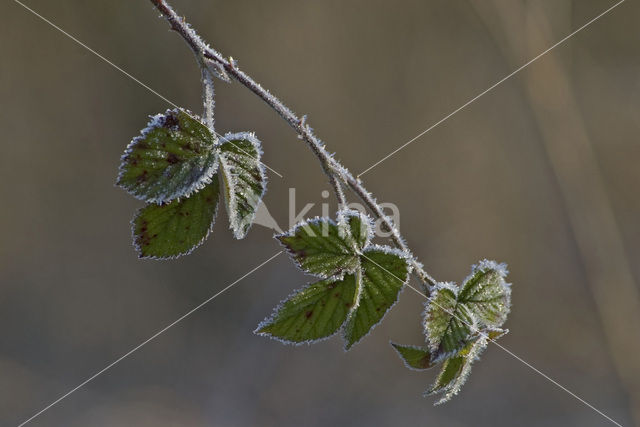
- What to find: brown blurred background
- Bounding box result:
[2,0,639,425]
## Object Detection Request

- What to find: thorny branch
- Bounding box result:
[149,0,437,289]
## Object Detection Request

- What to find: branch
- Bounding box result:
[148,0,436,289]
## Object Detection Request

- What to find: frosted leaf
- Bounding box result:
[391,343,435,370]
[424,261,510,360]
[255,274,359,344]
[277,217,360,278]
[117,109,218,204]
[337,209,373,251]
[414,260,511,404]
[424,283,476,358]
[426,328,507,404]
[343,247,410,349]
[458,260,511,328]
[263,212,411,349]
[218,132,267,239]
[132,174,220,259]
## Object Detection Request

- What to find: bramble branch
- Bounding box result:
[148,0,436,289]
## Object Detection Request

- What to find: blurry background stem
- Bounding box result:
[469,0,640,423]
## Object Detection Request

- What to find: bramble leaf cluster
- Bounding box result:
[392,261,511,403]
[117,109,266,258]
[256,211,411,350]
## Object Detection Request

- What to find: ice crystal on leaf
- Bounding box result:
[337,209,373,250]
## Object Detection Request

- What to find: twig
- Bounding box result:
[148,0,437,289]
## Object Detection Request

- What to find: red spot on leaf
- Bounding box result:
[167,153,180,164]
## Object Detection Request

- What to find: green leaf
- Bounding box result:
[263,211,412,349]
[426,328,506,404]
[339,209,372,250]
[132,174,220,259]
[256,274,359,343]
[277,218,360,278]
[424,283,476,358]
[218,132,267,239]
[391,343,435,370]
[427,354,466,398]
[418,261,511,404]
[117,109,218,204]
[343,247,410,349]
[458,260,511,328]
[424,261,511,360]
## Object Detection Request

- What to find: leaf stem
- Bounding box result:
[148,0,436,290]
[198,58,215,132]
[328,173,348,209]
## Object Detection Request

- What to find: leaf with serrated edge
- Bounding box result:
[218,132,267,239]
[427,354,465,398]
[278,217,360,278]
[458,260,511,328]
[255,274,359,344]
[424,282,476,358]
[343,246,410,349]
[117,109,218,204]
[426,328,506,404]
[337,209,373,251]
[424,261,510,360]
[132,174,220,259]
[391,343,435,370]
